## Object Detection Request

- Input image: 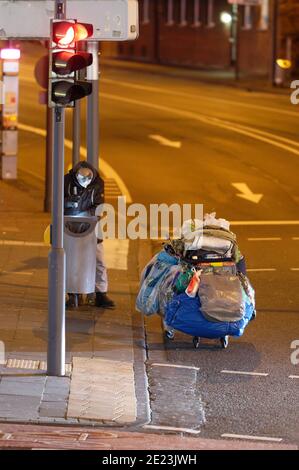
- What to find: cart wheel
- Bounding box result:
[220,336,229,349]
[165,330,175,340]
[193,336,200,349]
[251,310,257,321]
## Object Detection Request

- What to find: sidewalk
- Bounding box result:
[0,170,149,427]
[102,58,291,95]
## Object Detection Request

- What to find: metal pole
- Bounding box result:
[47,0,66,377]
[48,107,66,376]
[72,40,83,167]
[232,4,239,81]
[86,41,99,171]
[72,100,81,166]
[44,107,53,212]
[272,0,279,86]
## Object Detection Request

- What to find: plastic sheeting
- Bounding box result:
[198,272,245,323]
[158,265,181,316]
[136,251,179,315]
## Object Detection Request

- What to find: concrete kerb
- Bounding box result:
[135,239,155,425]
[128,239,151,427]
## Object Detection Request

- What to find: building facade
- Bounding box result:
[115,0,276,78]
[280,0,299,74]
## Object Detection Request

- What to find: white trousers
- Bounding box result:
[95,242,108,293]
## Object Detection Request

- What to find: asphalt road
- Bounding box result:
[16,43,299,446]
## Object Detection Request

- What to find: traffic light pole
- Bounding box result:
[271,0,279,86]
[48,107,66,376]
[86,41,99,171]
[47,0,66,377]
[232,4,239,81]
[44,106,53,212]
[72,100,81,166]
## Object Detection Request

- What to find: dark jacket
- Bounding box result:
[64,161,104,216]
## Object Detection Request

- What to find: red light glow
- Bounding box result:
[57,26,75,46]
[74,24,89,41]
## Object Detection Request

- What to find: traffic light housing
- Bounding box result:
[49,19,93,108]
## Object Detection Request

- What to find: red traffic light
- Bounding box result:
[74,23,93,42]
[53,21,93,47]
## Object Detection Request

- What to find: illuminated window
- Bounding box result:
[142,0,149,24]
[167,0,174,25]
[207,0,215,28]
[180,0,187,26]
[259,0,269,30]
[193,0,201,27]
[243,5,252,30]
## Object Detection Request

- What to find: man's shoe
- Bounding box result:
[87,293,96,306]
[95,292,115,309]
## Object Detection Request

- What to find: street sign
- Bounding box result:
[0,0,138,41]
[228,0,261,5]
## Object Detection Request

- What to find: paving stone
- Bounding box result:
[45,377,70,387]
[44,383,70,395]
[39,402,67,419]
[0,368,45,376]
[42,393,68,403]
[0,394,40,418]
[0,375,46,384]
[43,384,70,393]
[67,357,137,424]
[0,381,45,397]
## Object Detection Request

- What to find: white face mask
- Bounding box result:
[76,170,93,188]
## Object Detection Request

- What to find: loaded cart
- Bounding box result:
[136,213,256,349]
[64,214,98,308]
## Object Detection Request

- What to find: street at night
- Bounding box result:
[0,0,298,459]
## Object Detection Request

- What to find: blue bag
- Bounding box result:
[165,293,254,338]
[136,251,179,315]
